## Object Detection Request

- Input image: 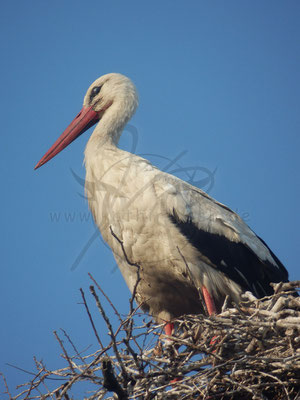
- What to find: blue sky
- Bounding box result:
[1,1,299,396]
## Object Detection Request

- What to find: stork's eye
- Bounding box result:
[90,86,101,101]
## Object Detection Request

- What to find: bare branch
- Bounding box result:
[53,331,76,374]
[79,288,104,350]
[3,281,299,399]
[89,285,130,384]
[88,272,123,323]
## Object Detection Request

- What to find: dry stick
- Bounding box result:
[53,331,76,375]
[103,300,146,344]
[56,347,111,400]
[60,329,86,365]
[122,297,143,368]
[0,372,12,400]
[7,281,300,399]
[88,272,123,324]
[55,386,71,400]
[38,378,54,400]
[6,363,37,378]
[256,370,290,400]
[109,226,142,348]
[79,288,104,350]
[33,359,54,399]
[131,333,143,355]
[89,285,130,384]
[54,383,70,400]
[122,337,143,374]
[14,372,69,400]
[22,368,46,400]
[109,226,141,316]
[221,295,230,313]
[224,376,258,398]
[115,305,150,374]
[272,280,300,293]
[20,357,52,400]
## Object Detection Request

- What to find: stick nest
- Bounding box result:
[2,280,300,400]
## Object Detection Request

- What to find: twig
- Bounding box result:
[89,285,130,384]
[60,329,85,365]
[79,288,104,350]
[88,272,123,324]
[53,331,76,374]
[109,226,142,342]
[3,280,299,399]
[0,372,12,399]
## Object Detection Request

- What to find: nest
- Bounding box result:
[2,279,299,400]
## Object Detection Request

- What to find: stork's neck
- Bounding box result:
[89,105,129,153]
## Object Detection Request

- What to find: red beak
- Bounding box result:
[34,106,99,170]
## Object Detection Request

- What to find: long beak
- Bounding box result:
[34,106,99,170]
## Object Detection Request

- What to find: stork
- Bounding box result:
[35,73,289,335]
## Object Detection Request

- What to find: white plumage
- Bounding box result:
[35,73,289,323]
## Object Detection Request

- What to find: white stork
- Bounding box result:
[35,73,289,334]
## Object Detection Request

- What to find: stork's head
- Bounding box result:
[84,73,138,116]
[34,73,138,169]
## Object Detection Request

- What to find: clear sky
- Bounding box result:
[1,1,299,396]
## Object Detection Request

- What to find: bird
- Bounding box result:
[35,73,289,334]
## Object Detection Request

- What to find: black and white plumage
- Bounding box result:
[35,73,289,323]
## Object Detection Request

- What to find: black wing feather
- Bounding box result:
[169,212,289,298]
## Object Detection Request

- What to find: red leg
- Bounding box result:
[202,286,219,347]
[202,285,217,315]
[164,322,174,336]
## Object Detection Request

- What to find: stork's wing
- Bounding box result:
[155,173,289,297]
